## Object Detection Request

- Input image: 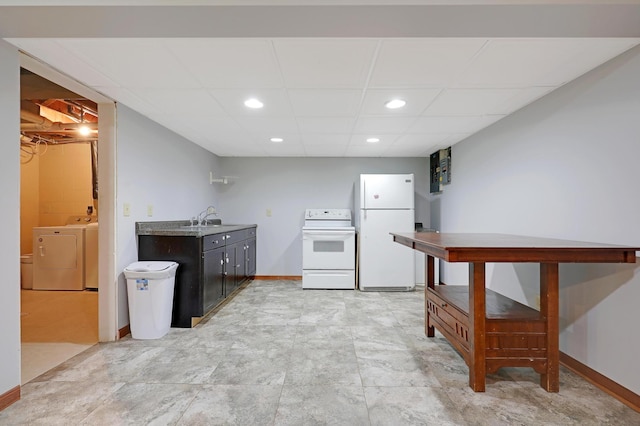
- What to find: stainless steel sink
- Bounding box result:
[180,224,222,229]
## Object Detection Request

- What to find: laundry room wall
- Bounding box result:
[37,143,94,226]
[19,143,93,254]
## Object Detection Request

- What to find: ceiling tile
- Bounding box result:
[304,145,348,157]
[344,145,389,157]
[302,134,351,146]
[360,88,441,115]
[457,38,640,88]
[296,117,355,134]
[135,88,227,116]
[10,39,118,89]
[425,87,555,115]
[274,39,377,88]
[235,116,299,134]
[408,115,504,134]
[58,39,201,88]
[164,39,283,89]
[288,89,362,116]
[348,134,399,147]
[209,88,293,116]
[353,116,416,134]
[369,39,487,87]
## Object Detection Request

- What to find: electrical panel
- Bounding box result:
[430,147,451,193]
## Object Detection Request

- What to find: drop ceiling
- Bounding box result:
[3,2,640,157]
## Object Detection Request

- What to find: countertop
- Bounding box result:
[136,220,257,237]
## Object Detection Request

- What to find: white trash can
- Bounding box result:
[124,261,178,339]
[20,254,33,289]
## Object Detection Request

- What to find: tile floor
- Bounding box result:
[2,280,639,425]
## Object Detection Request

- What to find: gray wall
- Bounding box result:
[0,39,21,399]
[435,45,640,394]
[218,157,430,275]
[116,105,222,328]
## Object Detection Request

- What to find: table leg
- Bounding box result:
[540,262,560,392]
[468,262,486,392]
[426,255,435,337]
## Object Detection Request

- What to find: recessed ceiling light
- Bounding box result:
[385,99,406,109]
[244,98,264,109]
[270,137,284,143]
[366,137,380,143]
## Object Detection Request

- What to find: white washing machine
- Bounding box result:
[65,216,99,290]
[33,226,85,291]
[85,222,99,289]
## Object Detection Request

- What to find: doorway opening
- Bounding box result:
[19,67,99,384]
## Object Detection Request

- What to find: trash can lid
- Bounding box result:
[125,261,178,273]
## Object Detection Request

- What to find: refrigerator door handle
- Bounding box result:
[362,180,366,210]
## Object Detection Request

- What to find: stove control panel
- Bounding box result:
[305,209,352,221]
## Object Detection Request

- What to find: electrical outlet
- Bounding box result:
[535,296,540,310]
[123,203,131,217]
[266,208,272,217]
[147,205,153,217]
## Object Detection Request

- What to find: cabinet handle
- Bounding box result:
[214,240,218,244]
[226,234,231,239]
[221,236,226,240]
[441,303,448,308]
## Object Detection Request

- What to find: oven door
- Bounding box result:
[302,229,355,270]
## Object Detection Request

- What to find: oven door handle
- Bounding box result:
[303,231,354,239]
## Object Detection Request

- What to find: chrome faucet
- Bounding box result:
[197,206,218,226]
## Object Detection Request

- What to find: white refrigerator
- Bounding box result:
[355,173,416,291]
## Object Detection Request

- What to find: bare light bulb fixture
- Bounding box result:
[78,125,91,136]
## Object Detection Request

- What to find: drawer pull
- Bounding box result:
[441,303,448,308]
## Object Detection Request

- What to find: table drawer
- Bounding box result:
[427,288,470,351]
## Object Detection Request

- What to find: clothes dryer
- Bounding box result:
[32,226,85,290]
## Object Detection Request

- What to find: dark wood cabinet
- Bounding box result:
[138,225,257,328]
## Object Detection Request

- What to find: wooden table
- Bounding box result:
[391,232,638,392]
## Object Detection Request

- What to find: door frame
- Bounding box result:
[21,53,118,342]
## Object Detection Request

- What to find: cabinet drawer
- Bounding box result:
[203,234,225,251]
[223,230,246,245]
[246,227,257,238]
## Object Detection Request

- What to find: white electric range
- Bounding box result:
[302,209,356,289]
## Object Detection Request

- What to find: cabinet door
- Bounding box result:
[245,237,256,279]
[224,243,237,296]
[203,246,225,313]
